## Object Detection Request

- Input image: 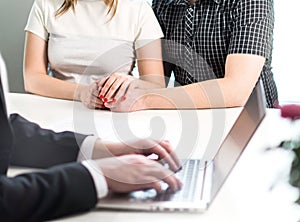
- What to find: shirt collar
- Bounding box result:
[168,0,221,5]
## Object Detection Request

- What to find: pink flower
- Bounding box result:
[280,104,300,120]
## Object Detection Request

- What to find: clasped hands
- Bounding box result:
[92,138,182,194]
[77,73,152,111]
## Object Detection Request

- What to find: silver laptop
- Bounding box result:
[97,82,266,212]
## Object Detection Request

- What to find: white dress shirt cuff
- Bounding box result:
[82,160,109,199]
[77,136,98,162]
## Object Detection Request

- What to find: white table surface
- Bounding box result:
[6,93,300,222]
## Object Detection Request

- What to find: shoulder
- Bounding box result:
[31,0,64,11]
[118,0,150,6]
[118,0,151,11]
[152,0,169,14]
[117,0,155,19]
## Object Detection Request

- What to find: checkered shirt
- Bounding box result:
[153,0,278,107]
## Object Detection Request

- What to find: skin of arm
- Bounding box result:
[24,32,85,101]
[136,39,165,88]
[109,53,265,111]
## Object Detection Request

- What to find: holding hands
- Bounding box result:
[76,74,140,110]
[98,73,136,104]
[91,73,156,111]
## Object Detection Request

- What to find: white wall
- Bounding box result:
[273,0,300,104]
[0,0,35,93]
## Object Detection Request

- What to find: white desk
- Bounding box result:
[6,93,300,222]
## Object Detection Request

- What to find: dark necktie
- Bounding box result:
[183,4,197,83]
[185,6,195,47]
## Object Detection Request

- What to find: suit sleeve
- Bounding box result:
[0,162,97,221]
[9,114,89,168]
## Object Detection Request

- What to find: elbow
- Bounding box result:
[23,75,33,93]
[225,96,247,108]
[224,90,251,108]
[218,77,256,108]
[23,72,39,94]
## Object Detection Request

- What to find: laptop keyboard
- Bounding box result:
[155,159,205,202]
[128,159,206,203]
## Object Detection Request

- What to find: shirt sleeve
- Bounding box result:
[82,160,109,199]
[78,137,108,199]
[25,0,49,41]
[134,1,164,49]
[228,0,274,58]
[77,136,98,162]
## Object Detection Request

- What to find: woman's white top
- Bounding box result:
[25,0,163,85]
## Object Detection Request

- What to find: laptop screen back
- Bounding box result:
[209,82,266,203]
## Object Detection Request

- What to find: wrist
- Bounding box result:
[92,139,118,159]
[142,89,176,110]
[74,84,85,101]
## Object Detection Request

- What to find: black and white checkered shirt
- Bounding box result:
[152,0,278,107]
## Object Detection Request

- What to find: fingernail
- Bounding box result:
[99,95,104,99]
[112,98,116,103]
[103,98,108,103]
[122,96,126,101]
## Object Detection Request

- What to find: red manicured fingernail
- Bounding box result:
[103,98,108,103]
[122,96,126,101]
[99,95,104,99]
[112,98,116,103]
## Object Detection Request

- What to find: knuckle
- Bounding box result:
[112,73,119,78]
[110,85,117,91]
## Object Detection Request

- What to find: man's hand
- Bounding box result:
[93,139,181,172]
[105,85,148,112]
[75,83,104,109]
[96,155,182,193]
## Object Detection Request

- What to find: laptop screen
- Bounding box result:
[209,82,266,202]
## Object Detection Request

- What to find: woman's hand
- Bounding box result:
[75,82,104,109]
[97,73,137,104]
[97,73,164,110]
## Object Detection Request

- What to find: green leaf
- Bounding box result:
[279,139,300,205]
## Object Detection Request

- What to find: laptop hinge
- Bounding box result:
[201,160,213,204]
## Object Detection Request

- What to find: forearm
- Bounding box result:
[143,78,250,109]
[24,73,81,101]
[143,54,264,109]
[137,77,165,89]
[137,39,165,88]
[138,62,165,89]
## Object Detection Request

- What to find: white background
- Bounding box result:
[273,0,300,104]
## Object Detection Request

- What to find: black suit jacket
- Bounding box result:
[0,77,97,221]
